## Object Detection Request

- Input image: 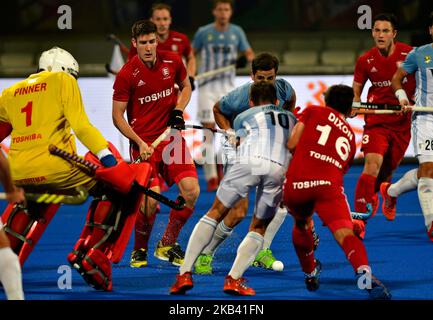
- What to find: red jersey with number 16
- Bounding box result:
[354,42,415,130]
[113,51,187,143]
[287,106,356,186]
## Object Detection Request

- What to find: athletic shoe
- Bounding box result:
[170,272,193,294]
[206,177,219,192]
[129,248,148,268]
[356,272,392,300]
[154,241,185,266]
[253,248,279,270]
[194,253,213,275]
[223,275,255,296]
[380,182,397,221]
[304,259,321,292]
[353,219,366,240]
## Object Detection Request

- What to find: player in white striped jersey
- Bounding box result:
[391,11,433,240]
[170,82,296,295]
[192,0,255,192]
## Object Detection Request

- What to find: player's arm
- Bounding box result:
[175,75,192,112]
[112,100,153,158]
[391,67,410,107]
[186,50,196,78]
[213,101,232,130]
[352,81,364,103]
[287,121,305,152]
[282,90,297,111]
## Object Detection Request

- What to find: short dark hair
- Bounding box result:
[213,0,233,9]
[373,13,398,30]
[150,3,172,16]
[251,53,279,75]
[250,82,277,106]
[131,20,157,39]
[324,85,354,115]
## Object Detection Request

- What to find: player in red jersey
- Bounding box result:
[127,3,196,89]
[284,85,391,300]
[352,13,415,239]
[112,20,199,267]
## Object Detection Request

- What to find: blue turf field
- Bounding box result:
[1,163,431,301]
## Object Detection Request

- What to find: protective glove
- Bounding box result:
[167,109,185,130]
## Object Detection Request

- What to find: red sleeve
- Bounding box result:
[353,55,368,85]
[113,68,132,102]
[127,43,136,62]
[175,55,187,85]
[298,106,312,124]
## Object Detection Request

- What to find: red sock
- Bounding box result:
[292,225,316,274]
[160,207,193,246]
[134,207,158,251]
[354,173,376,213]
[341,235,369,273]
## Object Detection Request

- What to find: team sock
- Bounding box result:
[228,232,264,279]
[418,177,433,229]
[388,168,418,197]
[180,216,217,275]
[263,206,287,249]
[292,225,315,274]
[202,220,233,255]
[355,173,377,213]
[134,208,157,250]
[341,235,369,273]
[161,207,194,246]
[0,247,24,300]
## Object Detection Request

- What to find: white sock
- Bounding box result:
[203,132,217,181]
[417,177,433,229]
[0,247,24,300]
[388,169,418,197]
[228,232,264,280]
[202,220,233,255]
[179,216,217,275]
[263,207,287,249]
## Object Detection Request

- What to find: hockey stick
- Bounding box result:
[350,203,373,221]
[106,34,130,56]
[184,124,228,135]
[0,186,89,205]
[352,102,401,110]
[48,143,185,210]
[353,106,433,115]
[194,64,236,81]
[133,127,172,163]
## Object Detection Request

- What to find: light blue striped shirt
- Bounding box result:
[402,43,433,108]
[233,104,296,167]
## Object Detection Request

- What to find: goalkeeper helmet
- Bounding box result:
[38,47,79,78]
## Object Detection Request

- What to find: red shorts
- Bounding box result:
[361,126,410,172]
[130,134,197,188]
[283,179,353,233]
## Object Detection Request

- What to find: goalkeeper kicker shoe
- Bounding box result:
[194,253,213,275]
[154,241,185,266]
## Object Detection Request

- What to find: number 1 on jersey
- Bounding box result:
[21,101,32,127]
[316,124,331,145]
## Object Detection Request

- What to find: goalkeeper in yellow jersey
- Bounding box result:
[0,47,154,291]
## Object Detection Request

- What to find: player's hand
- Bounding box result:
[138,141,154,161]
[6,186,25,204]
[189,76,196,91]
[167,109,185,130]
[235,55,247,69]
[292,106,303,119]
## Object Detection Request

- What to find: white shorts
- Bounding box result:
[412,114,433,163]
[217,158,286,220]
[197,82,234,123]
[0,219,3,230]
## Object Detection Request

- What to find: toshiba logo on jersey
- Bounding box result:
[138,88,173,104]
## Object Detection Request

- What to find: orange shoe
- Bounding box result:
[206,177,219,192]
[170,272,193,295]
[380,182,396,221]
[353,219,366,240]
[371,193,380,217]
[223,275,255,296]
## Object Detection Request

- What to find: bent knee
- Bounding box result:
[182,185,200,205]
